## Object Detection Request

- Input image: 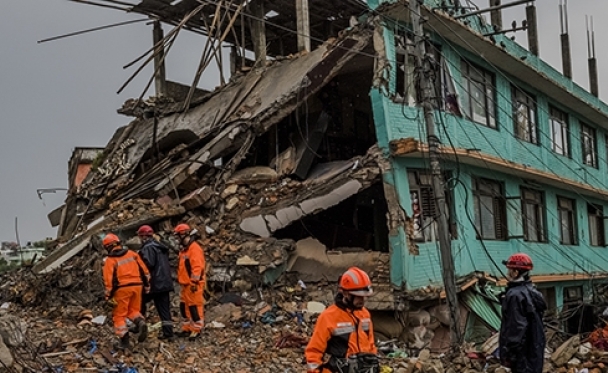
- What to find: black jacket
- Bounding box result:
[138,240,174,293]
[499,280,547,373]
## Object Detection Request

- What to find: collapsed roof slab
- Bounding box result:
[86,28,371,205]
[239,147,383,237]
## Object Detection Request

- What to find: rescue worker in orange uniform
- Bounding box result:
[305,267,378,373]
[102,233,151,349]
[173,223,206,339]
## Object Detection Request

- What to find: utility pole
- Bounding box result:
[409,0,462,345]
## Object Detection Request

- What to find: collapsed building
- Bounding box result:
[32,0,608,353]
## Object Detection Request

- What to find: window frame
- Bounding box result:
[472,178,507,240]
[512,86,538,144]
[549,106,570,157]
[460,60,496,128]
[408,170,457,242]
[587,203,606,247]
[581,123,598,168]
[521,187,547,242]
[557,196,577,245]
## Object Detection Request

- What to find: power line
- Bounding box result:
[37,18,148,44]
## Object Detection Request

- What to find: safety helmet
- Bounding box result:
[102,233,120,248]
[339,267,373,297]
[173,223,191,235]
[503,253,533,271]
[137,225,154,237]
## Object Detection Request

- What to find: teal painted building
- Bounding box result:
[367,0,608,327]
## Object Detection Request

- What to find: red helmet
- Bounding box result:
[339,267,373,296]
[174,223,191,235]
[102,233,120,248]
[137,225,154,237]
[504,253,533,271]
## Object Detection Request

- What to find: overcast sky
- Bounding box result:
[0,0,607,243]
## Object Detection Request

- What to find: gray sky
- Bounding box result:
[0,0,606,243]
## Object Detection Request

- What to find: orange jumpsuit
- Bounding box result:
[103,247,150,337]
[305,304,377,372]
[178,241,206,332]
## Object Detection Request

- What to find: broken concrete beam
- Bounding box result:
[228,166,278,185]
[270,146,296,176]
[389,137,420,156]
[552,335,580,367]
[240,179,363,237]
[286,237,385,282]
[180,186,214,210]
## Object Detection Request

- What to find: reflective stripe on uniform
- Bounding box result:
[117,257,136,266]
[115,325,128,337]
[306,363,320,370]
[361,318,371,332]
[332,324,355,336]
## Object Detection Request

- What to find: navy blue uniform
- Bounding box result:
[499,281,547,373]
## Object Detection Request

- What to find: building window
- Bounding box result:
[521,188,546,242]
[588,204,605,246]
[581,124,598,168]
[549,106,569,157]
[512,87,537,144]
[395,35,417,106]
[408,170,457,242]
[460,60,496,128]
[557,196,577,245]
[472,178,507,240]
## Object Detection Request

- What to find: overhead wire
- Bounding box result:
[396,4,608,274]
[382,8,608,277]
[423,43,608,274]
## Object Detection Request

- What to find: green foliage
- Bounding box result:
[0,257,18,273]
[91,151,106,171]
[30,240,48,248]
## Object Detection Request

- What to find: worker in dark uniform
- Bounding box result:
[137,225,175,340]
[499,253,547,373]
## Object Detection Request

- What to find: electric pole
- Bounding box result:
[409,0,462,345]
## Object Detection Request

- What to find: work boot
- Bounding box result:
[176,330,190,338]
[115,334,130,350]
[188,331,200,341]
[158,332,175,341]
[134,317,148,343]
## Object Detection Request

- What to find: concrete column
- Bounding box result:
[526,5,539,56]
[490,0,502,30]
[250,0,267,64]
[153,20,167,97]
[296,0,311,52]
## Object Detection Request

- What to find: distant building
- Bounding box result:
[48,147,103,238]
[1,246,45,264]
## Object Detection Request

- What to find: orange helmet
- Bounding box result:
[174,223,191,235]
[137,225,154,237]
[339,267,373,297]
[102,233,120,248]
[503,253,533,271]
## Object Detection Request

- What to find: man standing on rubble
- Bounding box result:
[499,253,547,373]
[137,225,175,340]
[102,233,151,349]
[305,267,378,373]
[173,223,206,340]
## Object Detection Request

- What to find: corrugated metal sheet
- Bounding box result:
[461,285,502,331]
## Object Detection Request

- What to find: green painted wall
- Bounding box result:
[370,18,608,291]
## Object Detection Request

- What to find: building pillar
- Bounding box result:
[153,20,167,97]
[250,0,267,64]
[296,0,311,52]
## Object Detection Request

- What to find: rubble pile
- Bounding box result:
[0,250,104,310]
